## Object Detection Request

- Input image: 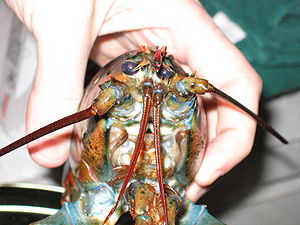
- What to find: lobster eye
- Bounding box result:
[157,66,174,80]
[122,61,138,75]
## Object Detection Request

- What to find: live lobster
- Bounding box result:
[0,45,287,225]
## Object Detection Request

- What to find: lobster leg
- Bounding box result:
[77,119,107,184]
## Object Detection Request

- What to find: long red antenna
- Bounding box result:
[211,87,288,144]
[0,105,98,157]
[153,84,168,225]
[102,78,153,224]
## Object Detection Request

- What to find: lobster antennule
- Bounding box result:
[139,44,152,54]
[154,46,167,71]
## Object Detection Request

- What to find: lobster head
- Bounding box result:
[104,45,188,89]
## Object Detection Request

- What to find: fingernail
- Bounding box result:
[210,170,224,182]
[199,170,225,186]
[185,182,209,202]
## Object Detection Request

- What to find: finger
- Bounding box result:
[185,182,209,202]
[197,89,258,186]
[179,4,262,195]
[27,40,87,168]
[189,44,261,188]
[26,2,104,168]
[185,83,259,200]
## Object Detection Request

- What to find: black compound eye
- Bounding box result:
[157,66,174,80]
[122,61,138,75]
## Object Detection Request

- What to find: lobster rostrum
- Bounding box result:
[0,45,287,225]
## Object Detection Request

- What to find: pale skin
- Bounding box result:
[5,0,262,201]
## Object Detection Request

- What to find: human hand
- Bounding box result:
[6,0,261,201]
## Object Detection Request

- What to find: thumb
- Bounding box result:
[27,9,98,168]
